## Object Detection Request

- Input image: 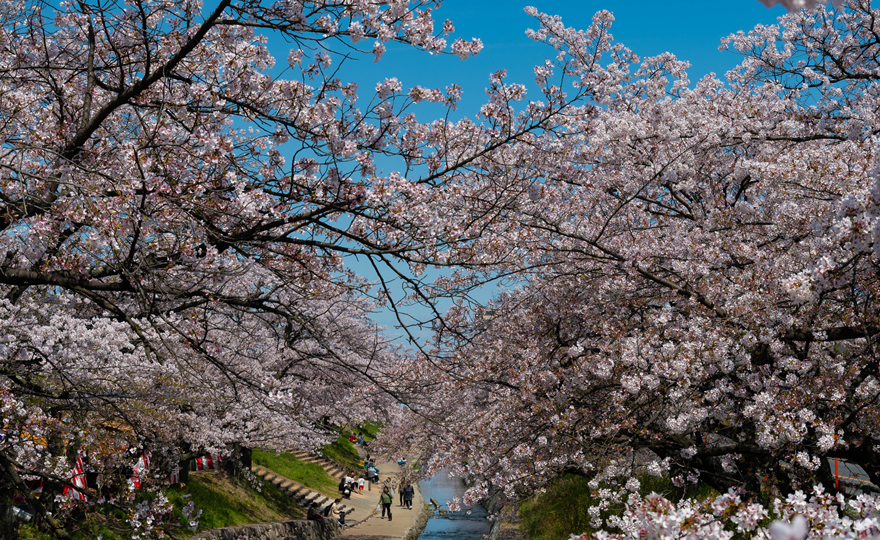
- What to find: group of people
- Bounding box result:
[348,432,367,447]
[306,453,416,532]
[307,497,347,532]
[362,455,380,483]
[377,479,415,521]
[338,475,364,499]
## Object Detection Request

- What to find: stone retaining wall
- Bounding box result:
[402,502,431,540]
[189,519,341,540]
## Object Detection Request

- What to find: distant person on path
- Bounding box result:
[357,434,364,445]
[358,477,365,493]
[402,482,415,509]
[387,478,396,500]
[379,485,393,521]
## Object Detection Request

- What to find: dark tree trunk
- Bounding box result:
[223,443,252,477]
[0,452,72,540]
[178,457,191,484]
[240,447,252,469]
[0,468,19,540]
[485,494,503,540]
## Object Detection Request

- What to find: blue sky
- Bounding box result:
[332,0,792,115]
[276,1,797,342]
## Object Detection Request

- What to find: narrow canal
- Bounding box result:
[417,470,492,540]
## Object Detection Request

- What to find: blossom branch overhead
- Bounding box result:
[758,0,844,10]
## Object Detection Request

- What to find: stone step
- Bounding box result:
[300,491,323,504]
[252,464,314,502]
[277,478,296,490]
[286,450,350,479]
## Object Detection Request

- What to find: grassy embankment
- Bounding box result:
[19,433,367,540]
[251,448,339,495]
[19,470,304,540]
[322,421,380,471]
[518,473,719,540]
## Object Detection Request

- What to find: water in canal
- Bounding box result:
[418,470,492,540]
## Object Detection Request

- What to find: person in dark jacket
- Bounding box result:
[307,502,326,532]
[402,482,415,509]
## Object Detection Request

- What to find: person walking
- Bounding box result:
[402,482,415,509]
[379,485,393,521]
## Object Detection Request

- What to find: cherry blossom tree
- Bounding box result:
[7,0,880,538]
[0,0,527,537]
[570,486,880,540]
[373,1,880,538]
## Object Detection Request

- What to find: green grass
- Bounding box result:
[315,421,380,472]
[519,474,718,540]
[359,422,381,441]
[322,436,362,471]
[165,471,304,532]
[252,448,339,495]
[19,470,303,540]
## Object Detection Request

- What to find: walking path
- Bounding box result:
[250,447,426,540]
[332,459,426,540]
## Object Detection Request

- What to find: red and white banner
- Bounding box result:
[130,449,151,490]
[168,467,180,484]
[62,452,87,501]
[194,454,221,470]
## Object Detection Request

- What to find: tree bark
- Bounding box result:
[178,457,191,484]
[0,468,18,540]
[0,452,72,540]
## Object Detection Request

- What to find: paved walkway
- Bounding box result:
[332,459,425,540]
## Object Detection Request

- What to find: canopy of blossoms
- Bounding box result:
[3,0,879,538]
[374,1,880,538]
